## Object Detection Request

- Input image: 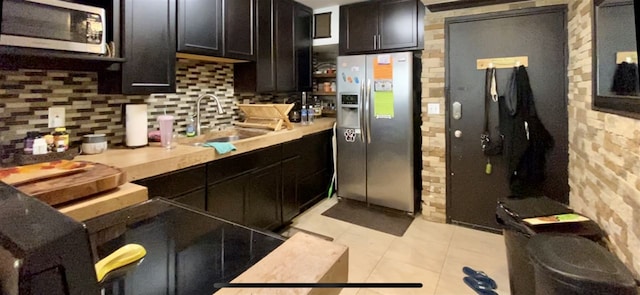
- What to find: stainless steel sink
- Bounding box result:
[179,127,270,146]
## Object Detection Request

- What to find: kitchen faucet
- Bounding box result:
[195,94,226,136]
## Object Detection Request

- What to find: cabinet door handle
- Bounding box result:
[373,35,377,49]
[378,34,381,49]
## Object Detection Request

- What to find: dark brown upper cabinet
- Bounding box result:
[235,0,313,93]
[177,0,255,61]
[177,0,223,56]
[99,0,177,94]
[295,2,313,92]
[339,0,424,55]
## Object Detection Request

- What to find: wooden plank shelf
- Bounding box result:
[313,73,336,78]
[312,92,337,96]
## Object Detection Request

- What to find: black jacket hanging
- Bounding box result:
[611,62,639,96]
[499,66,554,197]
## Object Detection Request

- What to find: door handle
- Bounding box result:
[452,101,462,120]
[359,81,365,142]
[373,35,377,50]
[378,34,381,49]
[366,79,372,144]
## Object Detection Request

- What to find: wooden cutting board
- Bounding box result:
[3,161,126,206]
[0,160,93,186]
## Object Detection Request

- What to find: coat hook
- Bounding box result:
[626,57,632,63]
[515,60,521,67]
[488,62,494,69]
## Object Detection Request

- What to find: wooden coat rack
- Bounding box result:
[476,56,529,69]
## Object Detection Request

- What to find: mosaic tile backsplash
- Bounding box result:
[0,58,282,164]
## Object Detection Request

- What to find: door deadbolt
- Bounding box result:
[452,102,462,120]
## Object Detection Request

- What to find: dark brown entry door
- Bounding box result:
[446,6,569,231]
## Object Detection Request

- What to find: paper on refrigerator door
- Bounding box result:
[373,56,394,118]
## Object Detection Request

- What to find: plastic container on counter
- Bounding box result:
[22,131,40,155]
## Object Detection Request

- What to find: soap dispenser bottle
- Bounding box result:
[186,112,196,137]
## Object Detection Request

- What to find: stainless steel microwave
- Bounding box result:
[0,0,106,54]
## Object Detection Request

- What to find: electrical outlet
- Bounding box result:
[48,107,66,128]
[427,103,440,115]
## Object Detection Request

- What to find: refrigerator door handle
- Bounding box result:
[366,79,372,144]
[359,80,365,142]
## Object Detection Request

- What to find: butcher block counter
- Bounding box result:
[59,118,335,221]
[77,118,335,182]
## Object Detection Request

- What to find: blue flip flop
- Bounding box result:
[463,266,498,289]
[463,276,498,295]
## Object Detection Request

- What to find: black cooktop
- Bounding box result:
[83,198,285,295]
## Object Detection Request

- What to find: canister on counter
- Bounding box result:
[52,127,69,152]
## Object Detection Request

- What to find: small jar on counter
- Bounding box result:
[52,127,69,152]
[22,131,40,155]
[32,138,48,155]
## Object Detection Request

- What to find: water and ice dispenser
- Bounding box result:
[338,94,360,128]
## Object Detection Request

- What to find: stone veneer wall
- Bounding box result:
[567,0,640,278]
[421,0,640,278]
[0,59,276,163]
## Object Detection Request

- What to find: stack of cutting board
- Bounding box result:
[0,160,126,206]
[236,103,294,131]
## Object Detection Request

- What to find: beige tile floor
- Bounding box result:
[291,197,511,295]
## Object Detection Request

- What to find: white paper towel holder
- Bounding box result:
[123,104,149,148]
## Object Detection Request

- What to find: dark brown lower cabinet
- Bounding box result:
[207,175,247,225]
[245,163,282,229]
[281,156,300,223]
[135,130,333,231]
[133,164,206,211]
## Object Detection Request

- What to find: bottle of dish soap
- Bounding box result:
[186,112,196,137]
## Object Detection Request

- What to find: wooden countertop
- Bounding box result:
[216,232,348,295]
[77,118,335,182]
[60,118,334,221]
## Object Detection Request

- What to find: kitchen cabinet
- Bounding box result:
[207,175,247,225]
[339,0,424,55]
[206,145,281,229]
[295,130,333,210]
[234,0,313,93]
[177,0,223,57]
[133,164,206,211]
[177,0,255,61]
[295,2,313,92]
[275,0,296,92]
[134,130,332,231]
[245,163,282,229]
[281,156,300,222]
[99,0,176,94]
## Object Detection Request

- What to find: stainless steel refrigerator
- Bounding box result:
[336,51,420,213]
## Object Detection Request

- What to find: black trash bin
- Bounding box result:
[496,196,604,295]
[527,234,638,295]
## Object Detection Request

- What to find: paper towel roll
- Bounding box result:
[125,104,148,147]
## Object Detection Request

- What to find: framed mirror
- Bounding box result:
[593,0,640,118]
